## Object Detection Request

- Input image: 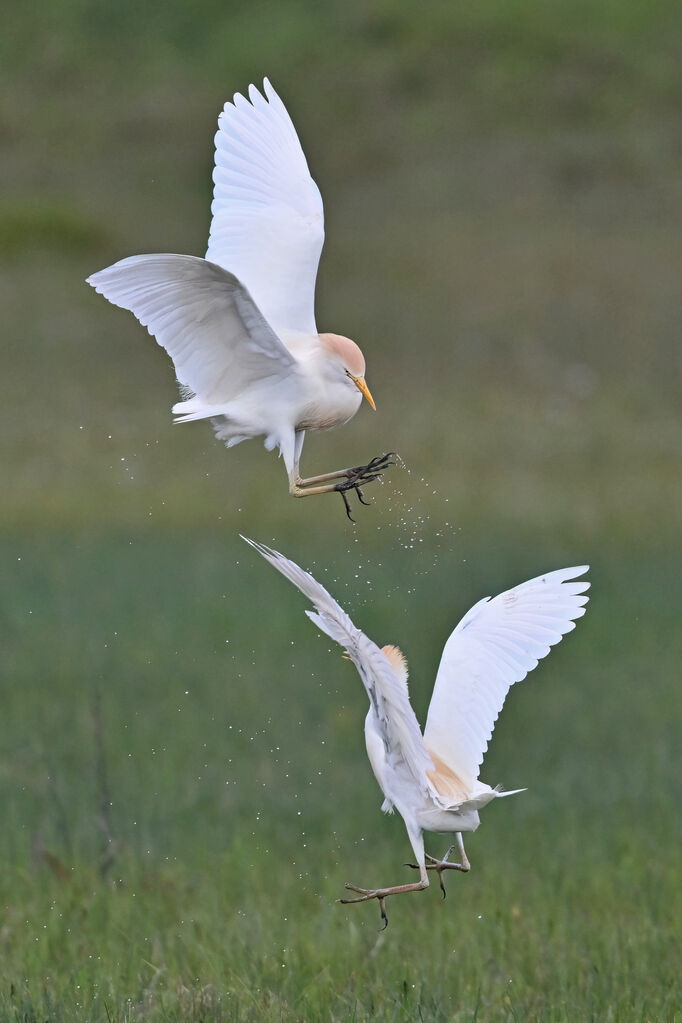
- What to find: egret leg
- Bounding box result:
[406,833,470,899]
[294,453,394,488]
[289,454,395,520]
[340,826,428,929]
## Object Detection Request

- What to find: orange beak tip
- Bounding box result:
[353,375,376,410]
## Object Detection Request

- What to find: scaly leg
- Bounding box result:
[340,826,428,929]
[406,833,470,899]
[289,454,395,520]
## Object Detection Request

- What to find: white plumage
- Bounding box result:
[423,565,591,793]
[245,538,590,925]
[87,80,388,513]
[207,80,324,336]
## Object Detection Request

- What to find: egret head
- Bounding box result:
[320,333,375,410]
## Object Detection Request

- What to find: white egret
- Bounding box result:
[245,538,589,926]
[87,80,391,518]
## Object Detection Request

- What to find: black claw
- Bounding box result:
[340,471,380,490]
[333,452,396,520]
[347,454,394,485]
[379,898,389,930]
[440,877,447,900]
[364,452,395,473]
[339,489,355,522]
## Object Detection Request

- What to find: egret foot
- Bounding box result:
[406,841,470,899]
[339,874,428,929]
[334,453,395,521]
[289,453,395,519]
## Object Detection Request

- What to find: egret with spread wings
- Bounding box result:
[87,80,390,517]
[245,538,589,926]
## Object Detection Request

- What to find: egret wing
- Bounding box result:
[206,79,324,336]
[244,539,433,790]
[87,254,296,404]
[423,567,590,791]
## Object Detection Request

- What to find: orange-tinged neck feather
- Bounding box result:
[381,644,409,689]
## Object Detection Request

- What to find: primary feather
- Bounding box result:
[207,79,324,335]
[423,566,590,792]
[242,538,434,791]
[86,254,297,405]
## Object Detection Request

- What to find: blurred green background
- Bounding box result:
[1,1,681,1020]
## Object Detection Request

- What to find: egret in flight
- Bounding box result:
[87,80,390,518]
[245,538,589,926]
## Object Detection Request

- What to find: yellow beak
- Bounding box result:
[350,375,376,410]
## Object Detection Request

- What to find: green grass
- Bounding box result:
[1,530,680,1021]
[2,0,681,1017]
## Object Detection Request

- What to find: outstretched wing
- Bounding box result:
[423,567,590,792]
[244,539,433,790]
[87,253,296,405]
[206,79,324,336]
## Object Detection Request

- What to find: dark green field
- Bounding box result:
[1,1,681,1019]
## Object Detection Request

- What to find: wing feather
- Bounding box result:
[244,539,433,790]
[206,79,324,336]
[423,567,589,791]
[87,254,296,405]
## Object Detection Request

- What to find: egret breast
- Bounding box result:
[296,386,362,432]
